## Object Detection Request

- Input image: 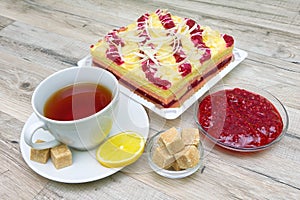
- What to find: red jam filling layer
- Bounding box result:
[197,88,283,148]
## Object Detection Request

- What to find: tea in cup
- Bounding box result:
[24,66,119,150]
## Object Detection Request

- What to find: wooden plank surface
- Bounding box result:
[0,0,299,199]
[1,0,299,63]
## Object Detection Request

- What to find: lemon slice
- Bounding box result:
[96,132,145,168]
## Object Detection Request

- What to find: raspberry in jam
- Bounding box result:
[197,88,284,149]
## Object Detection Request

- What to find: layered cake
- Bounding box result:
[90,9,234,108]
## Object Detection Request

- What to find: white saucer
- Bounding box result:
[20,94,149,183]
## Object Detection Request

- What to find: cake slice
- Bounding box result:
[90,9,234,108]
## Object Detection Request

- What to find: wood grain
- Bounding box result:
[0,112,48,200]
[0,21,87,71]
[1,0,299,63]
[0,0,299,199]
[33,173,174,200]
[127,154,300,199]
[0,16,13,30]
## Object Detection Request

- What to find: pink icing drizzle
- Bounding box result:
[137,12,172,89]
[156,9,176,29]
[137,13,151,45]
[141,59,171,89]
[105,31,125,65]
[156,9,192,77]
[173,48,192,76]
[222,34,234,47]
[185,18,211,64]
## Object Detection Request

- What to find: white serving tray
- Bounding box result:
[78,48,247,119]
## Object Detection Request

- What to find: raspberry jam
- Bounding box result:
[197,88,283,149]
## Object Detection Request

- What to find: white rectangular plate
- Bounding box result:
[78,48,247,119]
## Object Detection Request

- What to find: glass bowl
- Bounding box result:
[194,84,289,152]
[146,129,204,179]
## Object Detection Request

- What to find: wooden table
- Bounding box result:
[0,0,299,199]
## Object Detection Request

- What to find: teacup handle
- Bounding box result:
[24,120,61,150]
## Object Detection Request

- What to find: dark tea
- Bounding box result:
[44,83,112,121]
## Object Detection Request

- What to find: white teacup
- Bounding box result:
[24,67,119,150]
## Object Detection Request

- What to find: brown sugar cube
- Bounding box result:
[174,145,200,169]
[157,136,165,147]
[158,127,184,154]
[30,140,50,164]
[152,146,175,169]
[171,161,181,171]
[50,144,72,169]
[181,128,200,147]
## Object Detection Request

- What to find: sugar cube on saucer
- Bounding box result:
[30,140,50,164]
[50,144,72,169]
